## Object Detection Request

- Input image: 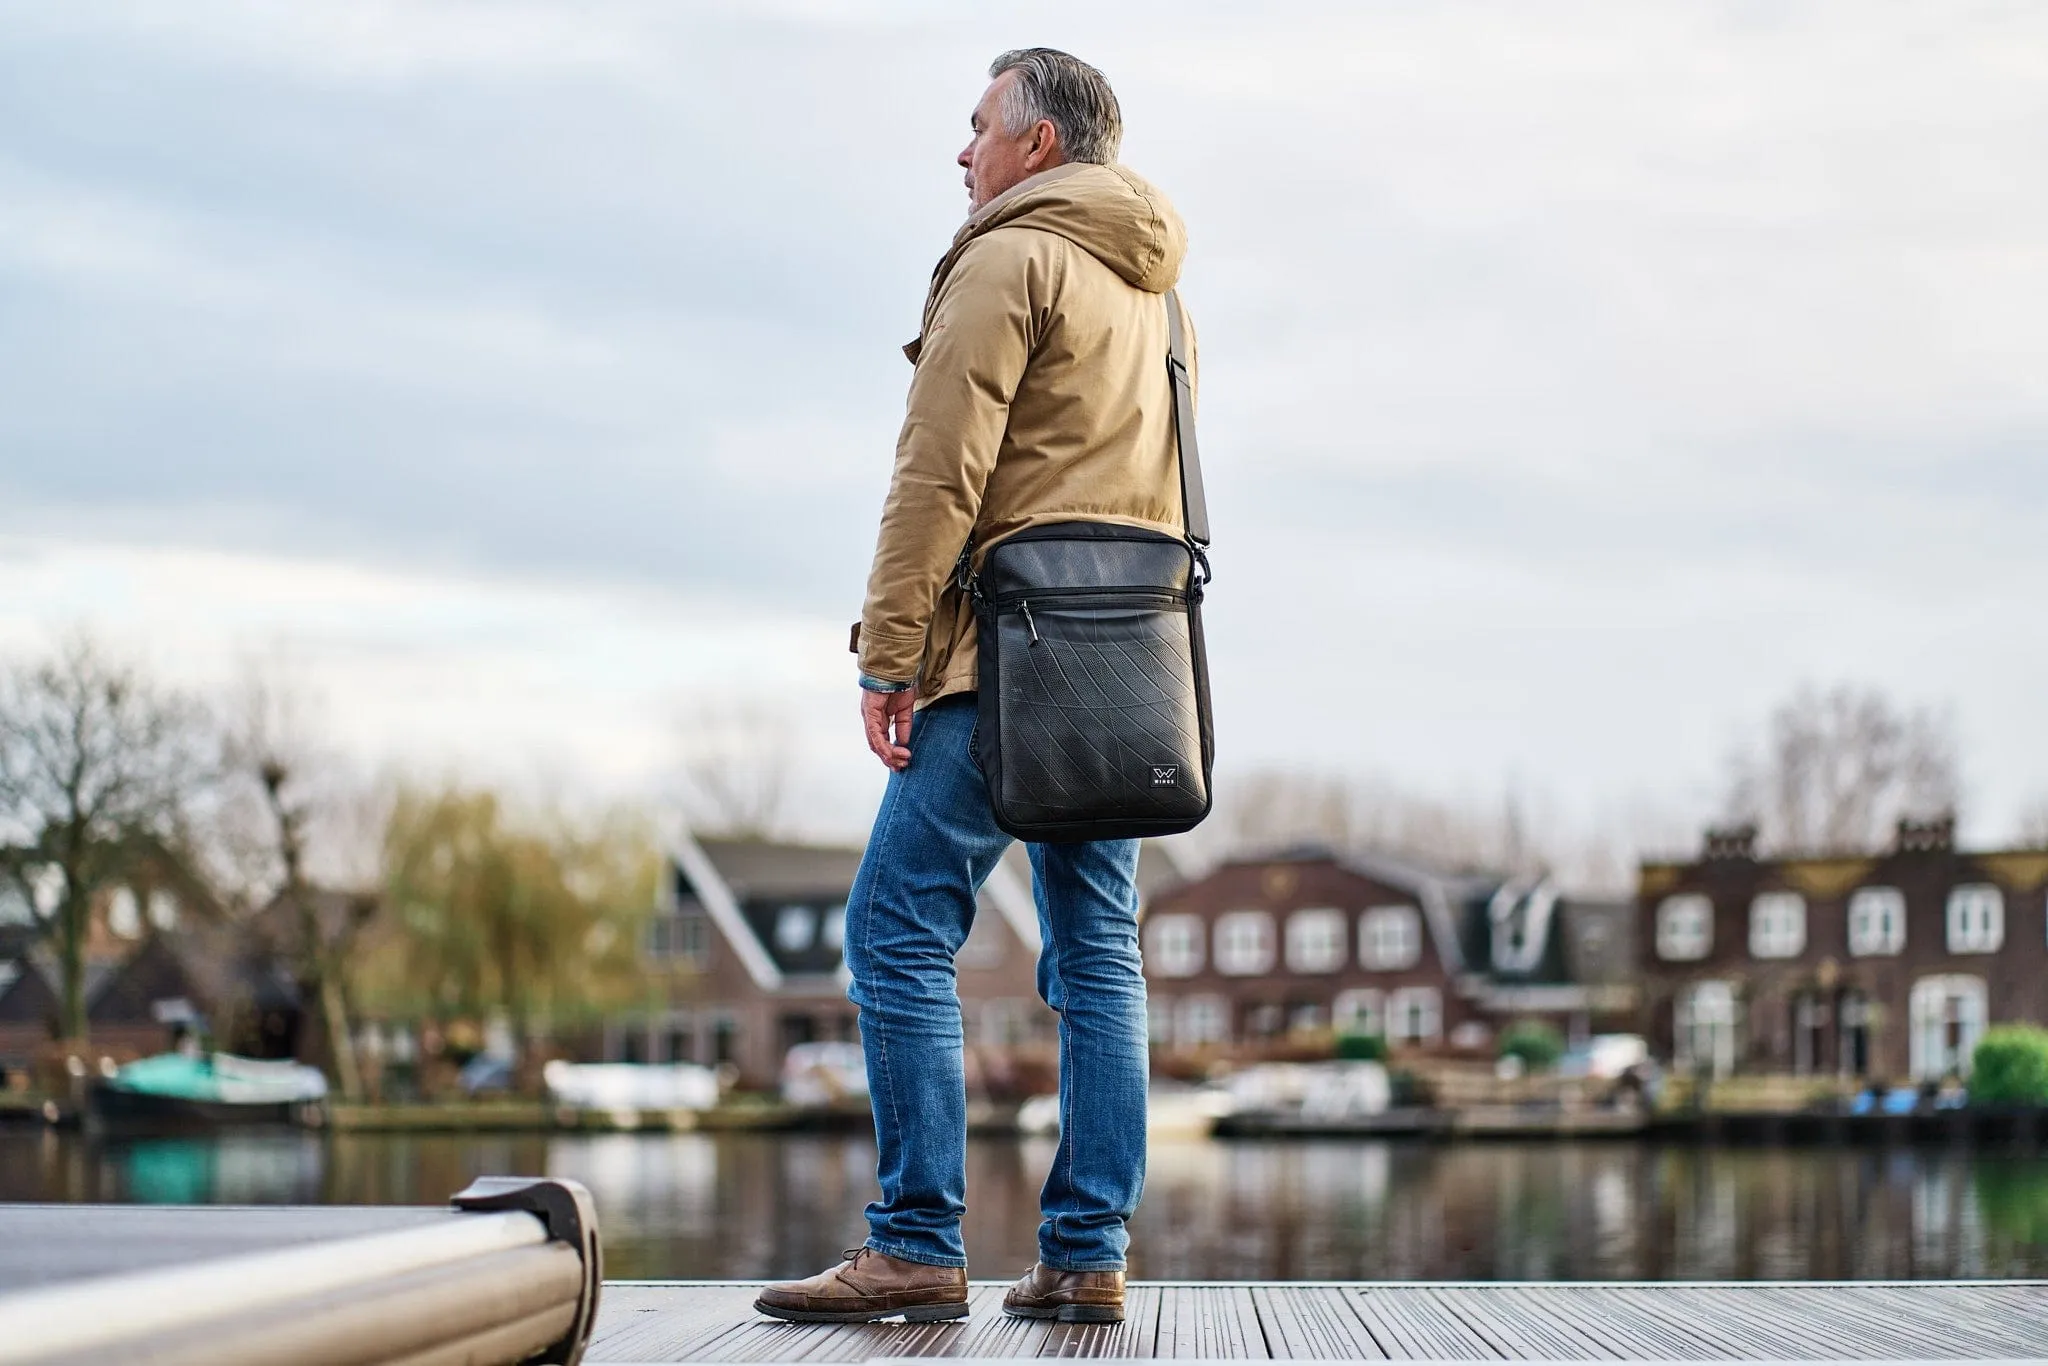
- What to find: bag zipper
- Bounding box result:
[997,586,1189,649]
[990,585,1189,607]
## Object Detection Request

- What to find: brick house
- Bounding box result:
[1139,846,1636,1061]
[618,832,1194,1090]
[1637,817,2048,1081]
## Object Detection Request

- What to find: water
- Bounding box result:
[5,1130,2048,1281]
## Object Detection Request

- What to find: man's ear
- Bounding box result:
[1026,118,1059,168]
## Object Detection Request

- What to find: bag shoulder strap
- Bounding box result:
[1165,290,1211,547]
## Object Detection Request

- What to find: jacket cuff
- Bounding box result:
[858,674,913,694]
[855,625,926,686]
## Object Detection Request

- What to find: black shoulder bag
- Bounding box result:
[970,289,1214,843]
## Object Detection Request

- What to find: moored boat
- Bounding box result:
[87,1052,328,1133]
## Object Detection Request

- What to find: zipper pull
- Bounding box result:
[1020,599,1040,645]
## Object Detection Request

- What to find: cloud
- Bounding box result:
[2,1,2045,846]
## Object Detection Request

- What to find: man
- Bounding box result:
[754,48,1193,1327]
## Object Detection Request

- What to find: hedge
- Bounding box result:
[1971,1025,2048,1106]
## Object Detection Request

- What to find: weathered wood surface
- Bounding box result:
[585,1281,2048,1363]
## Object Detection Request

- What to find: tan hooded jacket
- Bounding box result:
[855,161,1196,705]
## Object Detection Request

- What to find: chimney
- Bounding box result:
[1894,813,1956,854]
[1702,824,1758,862]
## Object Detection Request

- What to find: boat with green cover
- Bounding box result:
[87,1052,328,1133]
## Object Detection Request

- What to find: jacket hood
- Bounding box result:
[958,162,1186,294]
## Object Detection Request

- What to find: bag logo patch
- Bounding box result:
[1150,765,1179,787]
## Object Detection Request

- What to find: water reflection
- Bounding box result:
[5,1129,2048,1280]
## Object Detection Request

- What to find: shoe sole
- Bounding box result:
[754,1299,970,1324]
[1003,1302,1126,1324]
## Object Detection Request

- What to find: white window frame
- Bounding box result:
[1946,883,2004,954]
[1332,988,1384,1038]
[675,912,709,968]
[1909,974,1987,1080]
[1749,891,1807,959]
[1214,910,1276,976]
[1656,894,1713,962]
[1847,886,1905,957]
[1675,979,1738,1078]
[1358,905,1422,971]
[1176,994,1230,1045]
[1147,995,1174,1044]
[1284,908,1347,974]
[1387,986,1441,1045]
[1145,913,1205,977]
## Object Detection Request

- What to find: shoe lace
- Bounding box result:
[841,1247,874,1269]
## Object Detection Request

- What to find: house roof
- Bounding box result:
[670,830,1157,990]
[694,838,865,903]
[1183,843,1608,987]
[0,952,58,1027]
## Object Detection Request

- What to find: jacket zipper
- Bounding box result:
[1020,599,1040,645]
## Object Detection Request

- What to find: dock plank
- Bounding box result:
[1817,1284,2048,1358]
[1252,1286,1386,1360]
[1650,1286,1854,1360]
[1739,1284,2000,1361]
[1037,1283,1164,1358]
[1346,1289,1501,1360]
[591,1285,766,1363]
[1475,1287,1697,1360]
[1425,1287,1619,1360]
[587,1280,2048,1363]
[1157,1284,1265,1358]
[1568,1286,1771,1360]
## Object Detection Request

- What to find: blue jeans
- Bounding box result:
[843,694,1148,1271]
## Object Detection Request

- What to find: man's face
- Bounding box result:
[959,72,1055,212]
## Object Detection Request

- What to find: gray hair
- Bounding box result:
[988,48,1122,166]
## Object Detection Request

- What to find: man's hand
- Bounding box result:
[861,686,918,772]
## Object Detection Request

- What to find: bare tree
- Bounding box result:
[221,673,371,1100]
[2017,796,2048,850]
[1205,767,1637,892]
[1724,683,1958,855]
[0,638,209,1043]
[673,704,795,838]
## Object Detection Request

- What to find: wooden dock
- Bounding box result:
[586,1280,2048,1363]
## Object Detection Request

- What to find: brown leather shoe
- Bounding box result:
[1002,1262,1125,1323]
[754,1247,970,1323]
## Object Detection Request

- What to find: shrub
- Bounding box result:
[1390,1068,1434,1108]
[1971,1025,2048,1106]
[1498,1020,1565,1072]
[1335,1032,1388,1062]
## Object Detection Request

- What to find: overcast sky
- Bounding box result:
[3,2,2044,856]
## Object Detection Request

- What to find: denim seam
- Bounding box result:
[1047,902,1076,1265]
[864,1237,968,1269]
[858,771,920,1263]
[1040,1257,1127,1273]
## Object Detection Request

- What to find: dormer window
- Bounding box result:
[1749,891,1806,959]
[774,904,818,952]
